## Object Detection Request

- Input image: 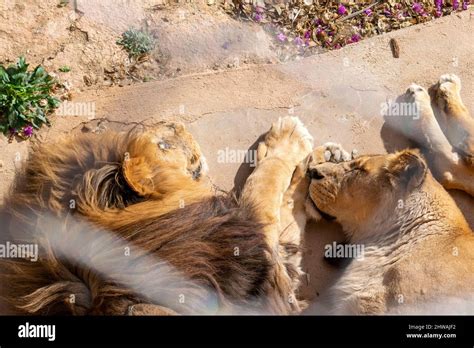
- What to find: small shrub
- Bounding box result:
[0,57,60,138]
[117,28,154,58]
[59,65,71,72]
[58,0,69,8]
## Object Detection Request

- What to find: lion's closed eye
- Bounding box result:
[342,167,369,186]
[346,167,367,176]
[355,167,368,174]
[157,140,172,150]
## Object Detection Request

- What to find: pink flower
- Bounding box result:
[304,30,311,39]
[349,34,361,43]
[453,0,460,10]
[337,5,347,15]
[462,1,469,10]
[294,36,304,45]
[435,0,443,17]
[277,33,287,42]
[364,8,373,16]
[313,18,323,26]
[254,13,263,22]
[412,2,423,13]
[255,6,264,13]
[23,125,33,137]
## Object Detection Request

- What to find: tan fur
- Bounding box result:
[245,123,352,312]
[431,74,474,165]
[0,118,320,315]
[403,79,474,195]
[305,76,474,314]
[241,116,315,312]
[308,150,474,314]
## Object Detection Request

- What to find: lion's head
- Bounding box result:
[122,122,209,196]
[306,149,428,235]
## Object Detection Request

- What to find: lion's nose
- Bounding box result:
[308,168,325,180]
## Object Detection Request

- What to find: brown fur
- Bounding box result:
[1,118,313,315]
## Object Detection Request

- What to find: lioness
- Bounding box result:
[1,116,342,315]
[306,75,474,314]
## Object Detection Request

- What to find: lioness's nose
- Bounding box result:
[308,168,325,180]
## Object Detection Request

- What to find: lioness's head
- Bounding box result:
[306,149,428,238]
[122,122,208,196]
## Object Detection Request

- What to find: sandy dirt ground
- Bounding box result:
[0,1,473,313]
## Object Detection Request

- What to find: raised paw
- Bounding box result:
[402,83,438,126]
[439,74,462,92]
[257,116,314,166]
[433,74,464,113]
[310,142,357,165]
[433,74,474,163]
[405,83,431,105]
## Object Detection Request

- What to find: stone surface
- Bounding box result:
[1,6,473,313]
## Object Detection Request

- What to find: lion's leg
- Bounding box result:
[432,74,474,166]
[241,116,313,248]
[240,117,313,313]
[276,163,310,303]
[277,142,356,309]
[278,163,309,251]
[278,143,356,268]
[405,84,474,196]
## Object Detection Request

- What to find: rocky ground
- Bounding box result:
[0,1,473,313]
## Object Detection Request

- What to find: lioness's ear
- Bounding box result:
[122,156,156,196]
[387,149,427,189]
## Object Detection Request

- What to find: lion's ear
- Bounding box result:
[122,156,156,196]
[387,149,427,189]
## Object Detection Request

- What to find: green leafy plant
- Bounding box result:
[59,65,71,72]
[117,28,155,58]
[58,0,69,8]
[0,57,60,138]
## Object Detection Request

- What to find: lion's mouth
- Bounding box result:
[308,195,336,221]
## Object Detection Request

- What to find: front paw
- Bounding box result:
[310,142,357,165]
[435,74,463,112]
[257,116,314,166]
[405,83,431,106]
[439,74,462,92]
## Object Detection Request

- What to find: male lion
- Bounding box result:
[306,74,474,314]
[0,116,342,315]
